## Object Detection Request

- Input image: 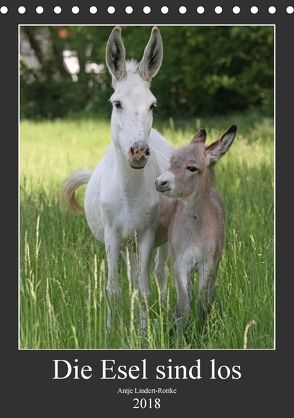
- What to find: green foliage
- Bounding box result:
[20,26,274,120]
[20,113,274,349]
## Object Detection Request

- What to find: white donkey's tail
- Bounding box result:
[61,169,93,214]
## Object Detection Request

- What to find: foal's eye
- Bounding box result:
[186,166,197,173]
[113,101,122,109]
[149,103,157,111]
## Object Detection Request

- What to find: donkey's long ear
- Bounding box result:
[138,27,163,81]
[206,125,237,165]
[106,26,127,81]
[191,129,207,145]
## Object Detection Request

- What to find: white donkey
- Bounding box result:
[62,27,174,329]
[155,126,237,330]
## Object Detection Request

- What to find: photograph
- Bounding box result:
[20,24,274,349]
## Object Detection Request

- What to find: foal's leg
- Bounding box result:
[154,243,169,296]
[173,259,191,336]
[138,229,155,335]
[104,228,121,329]
[198,260,217,325]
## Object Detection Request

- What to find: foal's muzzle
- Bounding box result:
[155,178,171,193]
[128,141,150,169]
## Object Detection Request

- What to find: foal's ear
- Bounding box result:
[106,26,127,81]
[139,27,163,81]
[205,125,237,165]
[191,129,207,145]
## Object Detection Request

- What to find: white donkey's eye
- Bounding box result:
[186,166,197,173]
[113,101,122,109]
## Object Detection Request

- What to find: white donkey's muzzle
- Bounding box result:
[128,141,150,169]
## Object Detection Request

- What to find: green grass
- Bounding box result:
[20,113,274,349]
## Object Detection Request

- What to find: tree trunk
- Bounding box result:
[48,27,72,80]
[22,27,44,67]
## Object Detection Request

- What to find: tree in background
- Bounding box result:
[20,26,274,120]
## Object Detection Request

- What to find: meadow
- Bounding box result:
[20,113,274,349]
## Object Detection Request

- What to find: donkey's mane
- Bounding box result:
[126,60,139,74]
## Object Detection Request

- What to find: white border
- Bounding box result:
[18,23,276,351]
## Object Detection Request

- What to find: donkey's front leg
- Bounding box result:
[173,260,191,336]
[155,243,169,296]
[104,227,121,330]
[138,229,155,335]
[198,261,217,325]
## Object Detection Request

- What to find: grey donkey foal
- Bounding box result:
[155,126,237,331]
